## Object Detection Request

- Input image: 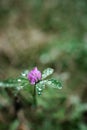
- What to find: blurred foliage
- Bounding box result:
[0,0,87,130]
[0,0,87,36]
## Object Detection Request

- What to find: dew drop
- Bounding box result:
[21,73,26,77]
[38,91,41,95]
[6,84,9,87]
[17,85,23,90]
[38,88,42,91]
[57,82,62,89]
[0,82,3,87]
[18,79,21,82]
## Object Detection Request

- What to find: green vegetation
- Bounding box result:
[0,0,87,130]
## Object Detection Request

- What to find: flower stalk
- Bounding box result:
[33,85,37,108]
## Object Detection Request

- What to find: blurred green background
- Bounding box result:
[0,0,87,130]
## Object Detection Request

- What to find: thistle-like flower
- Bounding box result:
[27,67,42,85]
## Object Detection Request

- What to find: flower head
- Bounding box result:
[27,67,42,85]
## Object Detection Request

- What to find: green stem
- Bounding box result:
[33,85,37,108]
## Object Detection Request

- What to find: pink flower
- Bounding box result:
[27,67,42,85]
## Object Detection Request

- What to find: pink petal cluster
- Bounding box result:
[27,67,42,85]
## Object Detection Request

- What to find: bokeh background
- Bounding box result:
[0,0,87,130]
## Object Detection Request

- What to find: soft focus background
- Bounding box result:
[0,0,87,130]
